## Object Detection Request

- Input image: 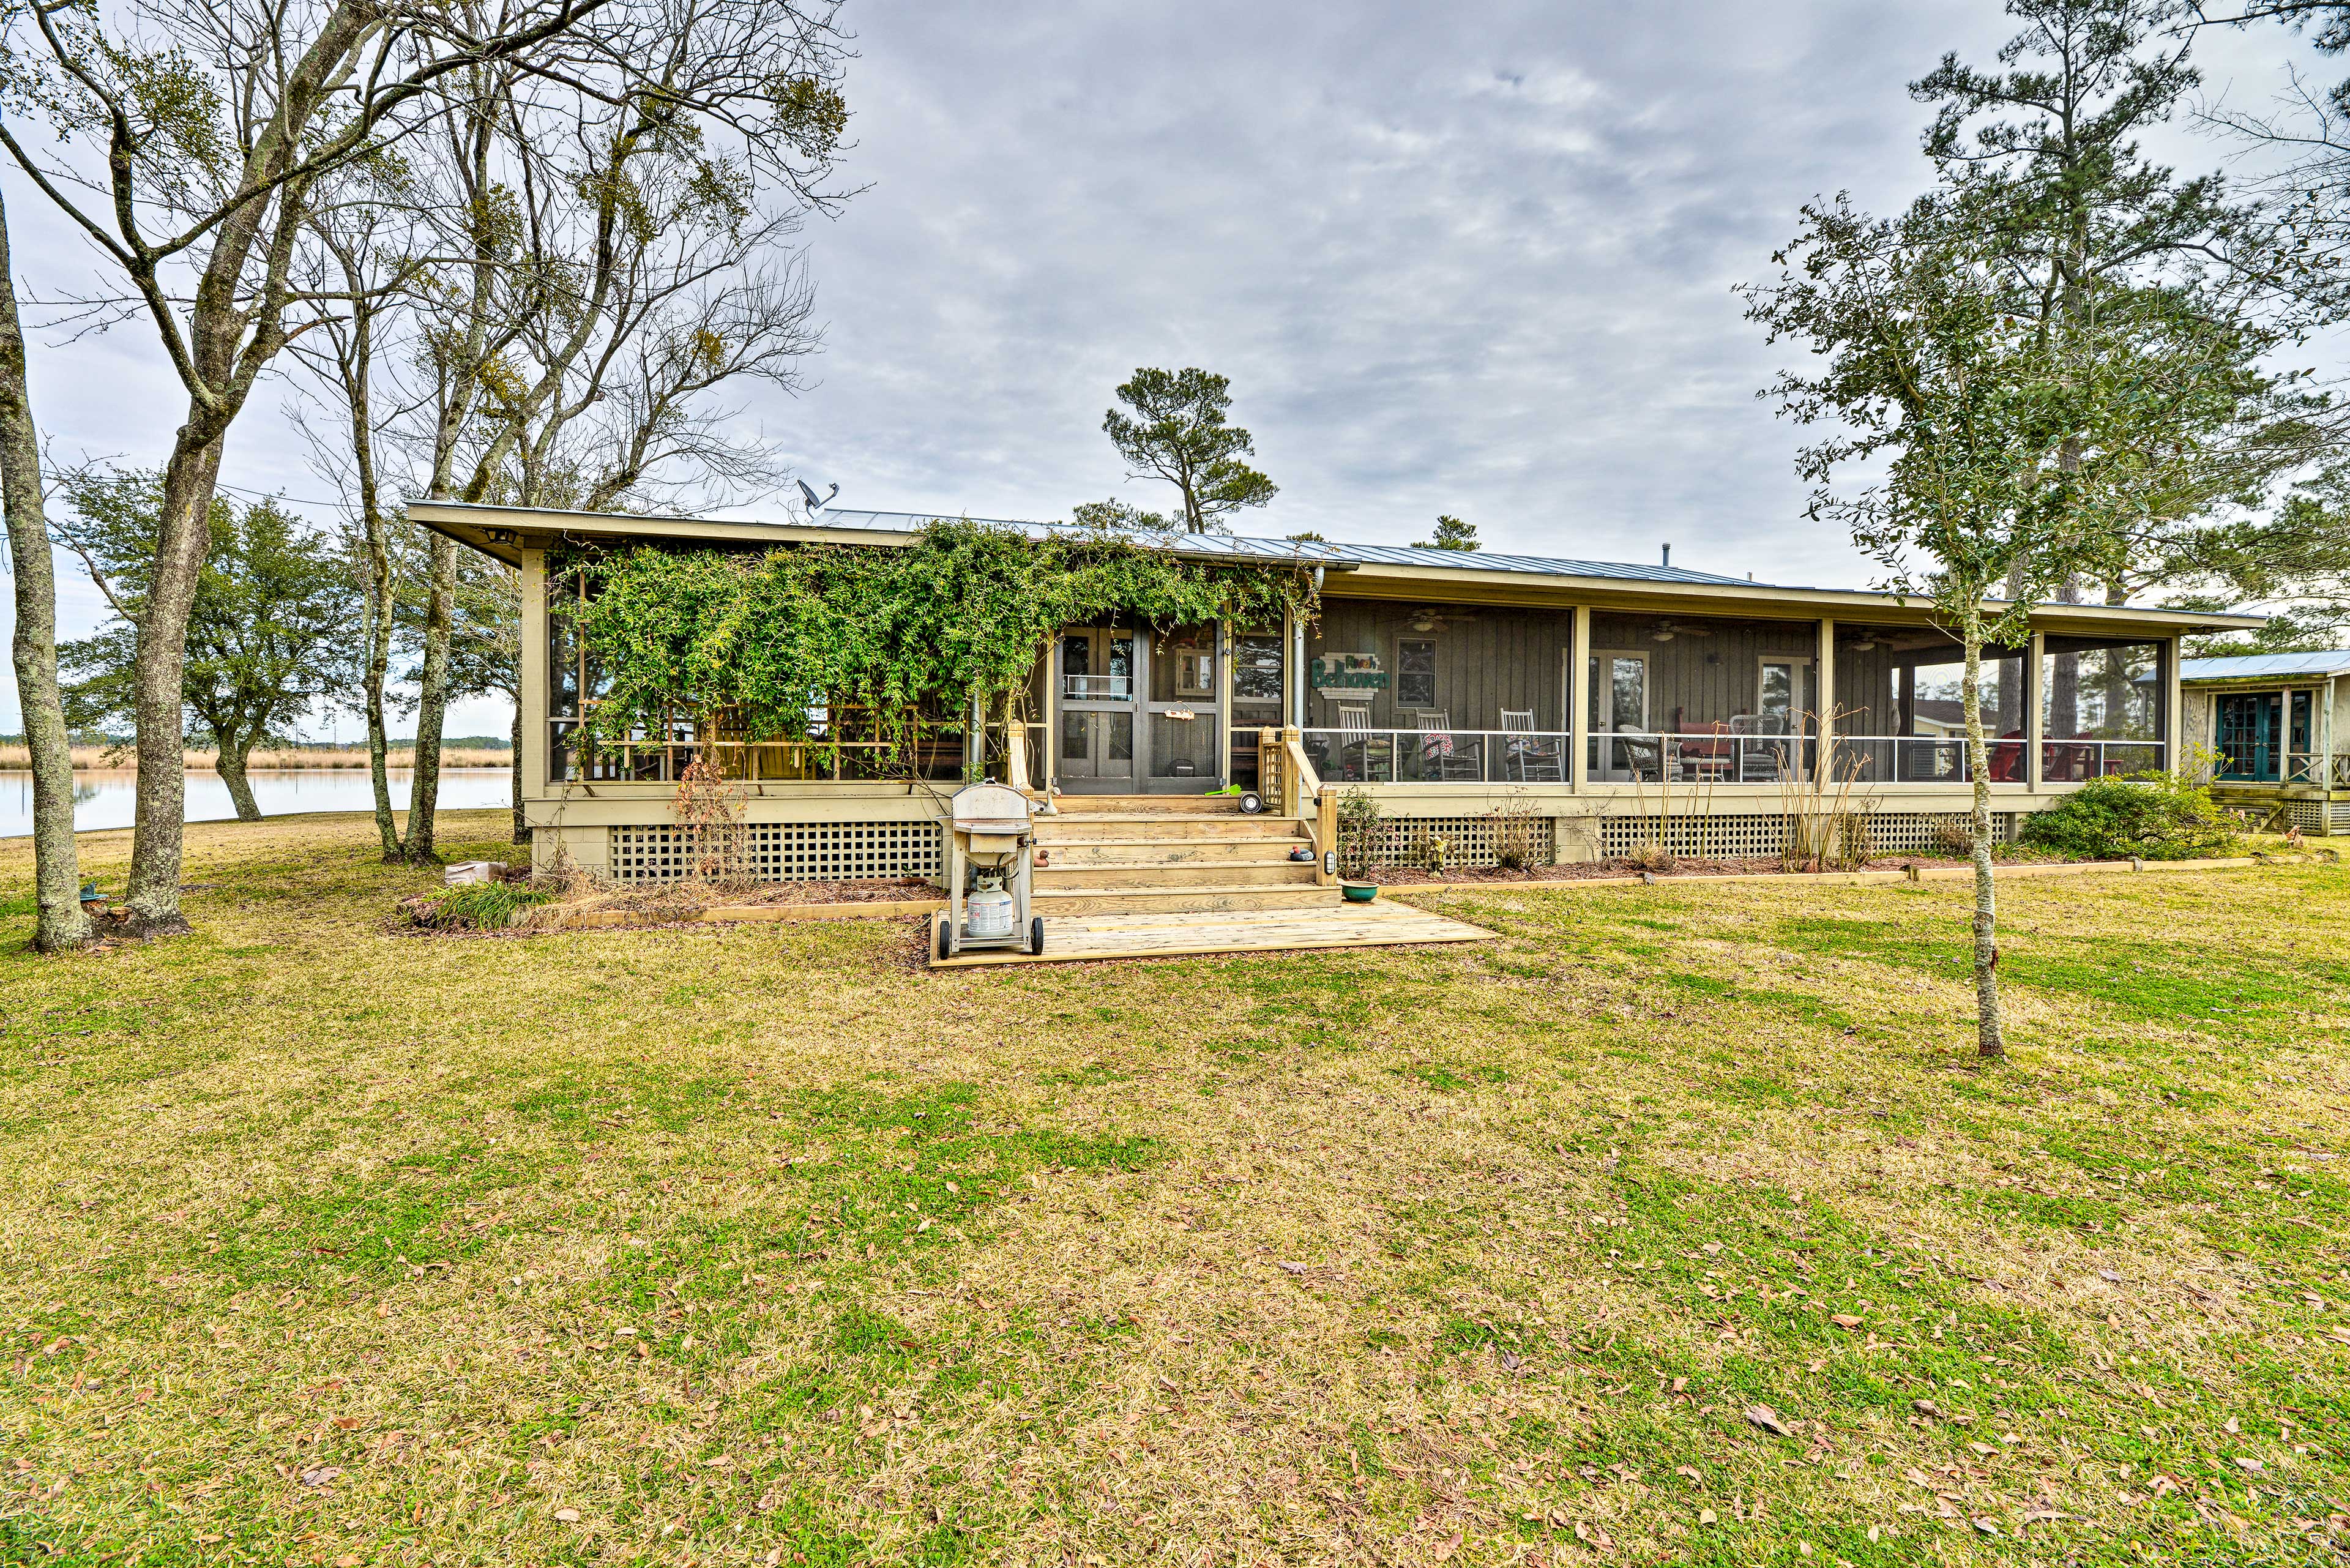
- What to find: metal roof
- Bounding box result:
[2177,650,2350,682]
[813,509,1775,588]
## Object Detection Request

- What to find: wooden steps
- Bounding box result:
[1032,884,1341,916]
[1024,794,1337,916]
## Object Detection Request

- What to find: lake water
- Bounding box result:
[0,768,514,838]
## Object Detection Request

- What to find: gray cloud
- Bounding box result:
[2,1,2332,735]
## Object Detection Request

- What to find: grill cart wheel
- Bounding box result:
[1029,916,1044,955]
[936,915,952,961]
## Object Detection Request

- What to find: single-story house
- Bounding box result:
[2177,649,2350,835]
[410,501,2258,905]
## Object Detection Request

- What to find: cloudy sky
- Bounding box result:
[1,0,2333,736]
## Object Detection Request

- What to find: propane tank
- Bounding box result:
[964,872,1016,940]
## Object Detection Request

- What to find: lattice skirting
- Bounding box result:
[609,821,944,884]
[1595,811,2016,861]
[1368,814,1555,870]
[2285,799,2350,835]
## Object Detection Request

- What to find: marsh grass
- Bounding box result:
[2,811,2347,1565]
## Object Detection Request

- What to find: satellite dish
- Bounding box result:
[797,479,840,513]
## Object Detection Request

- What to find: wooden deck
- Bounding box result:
[928,899,1496,968]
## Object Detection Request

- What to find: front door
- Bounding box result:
[2217,693,2280,781]
[1058,628,1136,790]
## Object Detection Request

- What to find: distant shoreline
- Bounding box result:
[0,746,512,772]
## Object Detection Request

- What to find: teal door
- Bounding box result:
[2216,693,2280,781]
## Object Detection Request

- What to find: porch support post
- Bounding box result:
[2163,635,2182,777]
[2025,630,2045,792]
[1215,618,1234,789]
[1569,605,1591,792]
[1289,608,1306,730]
[520,548,548,803]
[1042,632,1058,796]
[1816,616,1836,769]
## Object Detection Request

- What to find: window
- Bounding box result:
[1398,638,1438,710]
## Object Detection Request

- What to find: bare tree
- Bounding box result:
[294,19,834,859]
[1,0,851,927]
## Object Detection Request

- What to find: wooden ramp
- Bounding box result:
[928,899,1496,968]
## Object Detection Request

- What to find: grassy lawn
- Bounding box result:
[5,810,2349,1567]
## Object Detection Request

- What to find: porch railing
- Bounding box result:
[548,707,966,783]
[1588,732,1816,785]
[1300,727,2175,786]
[2286,751,2350,788]
[1304,728,1570,785]
[2037,739,2167,782]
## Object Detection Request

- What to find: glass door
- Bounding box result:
[1058,628,1136,790]
[2217,693,2279,781]
[1586,649,1651,780]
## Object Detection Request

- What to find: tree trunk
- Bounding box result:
[510,694,526,843]
[217,733,263,822]
[404,533,456,864]
[351,356,401,862]
[1961,618,2004,1061]
[0,188,88,951]
[120,430,225,935]
[362,573,400,859]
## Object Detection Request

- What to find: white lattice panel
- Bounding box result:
[609,821,942,884]
[2286,800,2350,835]
[1596,811,2016,861]
[1369,814,1554,869]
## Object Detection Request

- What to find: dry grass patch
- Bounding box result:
[1,811,2346,1566]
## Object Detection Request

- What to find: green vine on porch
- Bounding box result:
[555,518,1319,752]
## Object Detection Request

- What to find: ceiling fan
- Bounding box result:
[1405,607,1461,633]
[1649,620,1717,642]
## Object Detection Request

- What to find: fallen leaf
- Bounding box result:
[1912,1398,1942,1418]
[1972,1518,2000,1537]
[1675,1465,1703,1482]
[1276,1260,1308,1275]
[2235,1457,2264,1472]
[297,1466,341,1487]
[1431,1531,1461,1561]
[1745,1404,1794,1438]
[1830,1313,1863,1329]
[1698,1508,1718,1525]
[553,1506,581,1521]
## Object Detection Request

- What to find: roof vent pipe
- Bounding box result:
[1662,543,1671,568]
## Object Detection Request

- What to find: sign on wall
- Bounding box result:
[1311,652,1389,700]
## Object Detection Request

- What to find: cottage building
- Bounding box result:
[414,502,2259,899]
[2177,650,2350,835]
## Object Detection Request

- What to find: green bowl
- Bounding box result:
[1341,881,1379,903]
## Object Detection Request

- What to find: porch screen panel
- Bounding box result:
[1230,630,1285,786]
[1586,612,1821,783]
[1829,626,2026,785]
[1303,601,1568,729]
[2040,637,2163,780]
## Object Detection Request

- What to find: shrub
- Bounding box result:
[401,881,556,931]
[2017,773,2242,862]
[1334,789,1382,879]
